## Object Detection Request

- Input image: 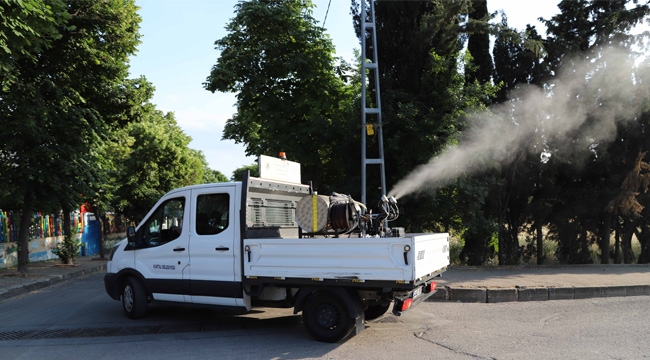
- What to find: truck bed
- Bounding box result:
[242,233,449,288]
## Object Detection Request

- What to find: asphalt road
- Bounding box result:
[0,273,649,359]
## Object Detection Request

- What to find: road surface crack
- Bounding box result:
[413,330,496,360]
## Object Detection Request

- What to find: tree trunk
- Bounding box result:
[633,227,649,264]
[614,223,621,264]
[622,218,634,264]
[497,223,504,266]
[640,233,650,264]
[63,208,71,241]
[600,212,611,264]
[63,207,73,265]
[579,227,589,263]
[536,221,544,265]
[17,199,33,274]
[95,207,106,259]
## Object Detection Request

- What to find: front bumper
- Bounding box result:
[104,273,121,301]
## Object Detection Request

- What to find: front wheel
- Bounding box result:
[122,277,148,319]
[302,291,354,343]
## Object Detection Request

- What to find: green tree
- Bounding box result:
[351,0,498,254]
[465,0,493,85]
[539,0,650,264]
[0,0,140,273]
[542,0,648,76]
[204,0,354,189]
[112,109,204,222]
[478,0,650,266]
[0,0,67,87]
[86,77,159,258]
[231,163,259,182]
[195,151,228,184]
[490,15,548,264]
[492,17,545,103]
[202,168,229,184]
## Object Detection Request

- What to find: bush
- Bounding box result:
[52,235,81,265]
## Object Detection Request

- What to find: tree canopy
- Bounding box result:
[204,0,356,189]
[109,107,205,222]
[0,0,215,271]
[0,0,142,272]
[206,0,650,266]
[4,0,650,271]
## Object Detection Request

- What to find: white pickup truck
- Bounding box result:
[104,168,449,342]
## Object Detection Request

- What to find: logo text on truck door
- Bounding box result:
[153,264,176,270]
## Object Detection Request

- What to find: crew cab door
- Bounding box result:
[132,193,190,303]
[189,185,241,306]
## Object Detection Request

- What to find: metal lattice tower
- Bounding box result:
[360,0,386,206]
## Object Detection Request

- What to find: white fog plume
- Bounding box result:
[388,47,650,200]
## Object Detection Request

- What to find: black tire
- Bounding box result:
[302,291,354,343]
[122,277,148,319]
[364,302,391,321]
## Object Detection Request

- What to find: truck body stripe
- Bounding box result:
[146,279,243,299]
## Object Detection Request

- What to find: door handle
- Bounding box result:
[215,247,229,251]
[173,247,186,252]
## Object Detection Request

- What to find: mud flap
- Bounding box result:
[354,310,366,335]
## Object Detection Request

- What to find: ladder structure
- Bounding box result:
[360,0,386,206]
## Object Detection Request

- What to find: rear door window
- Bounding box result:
[195,194,229,235]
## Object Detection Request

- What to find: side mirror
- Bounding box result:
[127,226,136,242]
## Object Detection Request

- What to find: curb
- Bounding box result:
[3,264,650,304]
[0,263,106,302]
[428,285,650,303]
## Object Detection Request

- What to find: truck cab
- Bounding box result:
[105,182,249,312]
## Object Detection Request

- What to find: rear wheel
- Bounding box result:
[364,302,391,321]
[122,277,148,319]
[302,292,354,343]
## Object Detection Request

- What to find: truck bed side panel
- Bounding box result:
[243,233,449,283]
[411,233,450,281]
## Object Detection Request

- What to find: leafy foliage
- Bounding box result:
[0,0,141,272]
[196,152,229,184]
[465,0,494,84]
[111,109,205,223]
[350,0,500,249]
[489,0,650,265]
[0,0,67,87]
[52,234,81,265]
[231,163,259,182]
[204,0,355,189]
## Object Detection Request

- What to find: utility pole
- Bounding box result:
[360,0,386,206]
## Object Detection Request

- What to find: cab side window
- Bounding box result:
[196,194,229,235]
[141,197,185,247]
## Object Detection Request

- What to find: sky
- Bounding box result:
[128,0,561,178]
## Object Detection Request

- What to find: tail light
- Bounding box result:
[424,281,437,293]
[399,298,413,312]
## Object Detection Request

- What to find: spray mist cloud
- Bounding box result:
[388,47,650,199]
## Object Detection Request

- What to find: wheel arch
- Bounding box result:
[293,287,364,319]
[115,268,151,298]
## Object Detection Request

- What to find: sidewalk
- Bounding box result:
[0,256,107,301]
[1,258,649,304]
[431,264,650,303]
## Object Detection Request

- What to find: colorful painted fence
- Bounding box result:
[0,209,127,268]
[0,210,126,243]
